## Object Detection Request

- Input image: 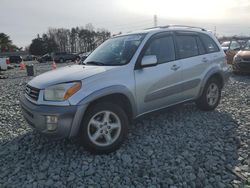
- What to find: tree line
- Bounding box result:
[0,33,19,52]
[29,24,111,56]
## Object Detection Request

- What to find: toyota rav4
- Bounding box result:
[20,25,229,154]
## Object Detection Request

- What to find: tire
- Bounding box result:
[196,78,222,111]
[79,102,128,154]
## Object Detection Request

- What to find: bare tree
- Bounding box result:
[29,24,111,55]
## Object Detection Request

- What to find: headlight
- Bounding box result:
[44,82,81,101]
[233,55,242,63]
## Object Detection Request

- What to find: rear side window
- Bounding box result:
[175,35,199,59]
[196,37,206,55]
[200,34,219,53]
[144,36,175,64]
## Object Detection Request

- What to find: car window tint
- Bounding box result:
[176,35,199,59]
[200,34,219,53]
[144,36,175,64]
[196,37,206,55]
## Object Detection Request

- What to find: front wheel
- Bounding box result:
[79,102,128,154]
[196,78,222,111]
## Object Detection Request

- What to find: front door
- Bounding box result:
[134,33,183,115]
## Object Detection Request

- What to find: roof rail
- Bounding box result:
[145,25,207,31]
[167,25,207,31]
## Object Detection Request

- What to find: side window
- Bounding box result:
[176,35,199,59]
[144,36,175,64]
[200,34,220,53]
[196,37,206,55]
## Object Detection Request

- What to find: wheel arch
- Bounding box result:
[198,68,225,98]
[78,85,137,120]
[70,86,136,138]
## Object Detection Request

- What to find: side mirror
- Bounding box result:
[141,55,157,67]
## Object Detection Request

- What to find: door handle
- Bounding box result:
[171,64,180,71]
[202,57,208,63]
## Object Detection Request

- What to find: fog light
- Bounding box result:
[47,123,58,131]
[46,116,58,131]
[46,116,58,124]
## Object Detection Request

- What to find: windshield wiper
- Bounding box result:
[85,61,105,66]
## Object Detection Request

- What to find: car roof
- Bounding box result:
[116,25,212,38]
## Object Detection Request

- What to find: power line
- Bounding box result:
[111,23,153,33]
[94,19,152,29]
[112,21,153,30]
[107,14,158,32]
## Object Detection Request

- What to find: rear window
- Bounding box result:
[244,40,250,50]
[200,34,220,53]
[230,41,241,50]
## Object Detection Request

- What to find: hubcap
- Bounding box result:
[87,111,121,147]
[206,83,219,106]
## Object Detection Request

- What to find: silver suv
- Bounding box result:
[20,25,229,154]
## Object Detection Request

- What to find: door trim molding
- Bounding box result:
[144,78,200,102]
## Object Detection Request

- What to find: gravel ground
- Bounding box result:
[0,61,249,188]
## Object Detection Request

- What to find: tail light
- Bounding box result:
[6,58,10,64]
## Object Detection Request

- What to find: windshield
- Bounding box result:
[221,41,230,47]
[244,40,250,50]
[84,34,145,66]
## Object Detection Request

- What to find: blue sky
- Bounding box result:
[1,0,250,48]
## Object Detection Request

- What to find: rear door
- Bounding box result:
[178,32,221,101]
[134,32,183,115]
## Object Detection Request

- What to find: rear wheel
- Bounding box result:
[196,78,222,111]
[79,102,128,154]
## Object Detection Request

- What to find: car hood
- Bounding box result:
[237,50,250,58]
[28,65,116,89]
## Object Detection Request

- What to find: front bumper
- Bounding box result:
[232,62,250,73]
[20,95,87,139]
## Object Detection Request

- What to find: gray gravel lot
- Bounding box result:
[0,62,249,187]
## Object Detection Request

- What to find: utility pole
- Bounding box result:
[154,15,158,27]
[214,26,217,37]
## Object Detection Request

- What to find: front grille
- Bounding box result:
[242,58,250,62]
[25,85,40,101]
[237,63,250,71]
